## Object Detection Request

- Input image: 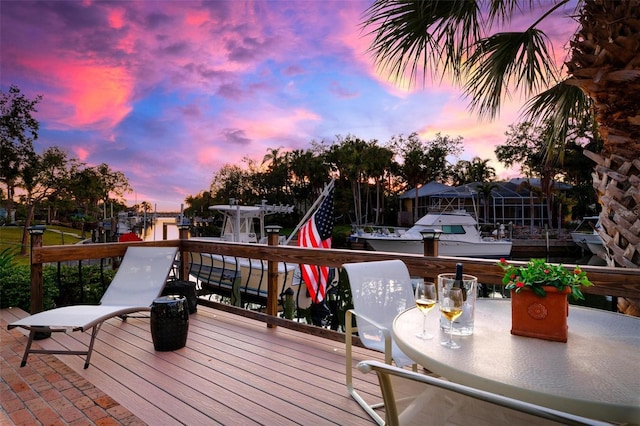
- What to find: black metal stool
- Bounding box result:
[162,280,197,314]
[150,295,189,351]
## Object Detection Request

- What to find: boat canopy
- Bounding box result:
[209,202,294,243]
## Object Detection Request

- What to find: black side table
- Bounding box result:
[150,296,189,351]
[162,280,197,314]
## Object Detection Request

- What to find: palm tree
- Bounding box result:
[475,182,499,226]
[363,0,640,314]
[468,157,496,184]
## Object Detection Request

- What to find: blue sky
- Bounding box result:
[1,1,578,211]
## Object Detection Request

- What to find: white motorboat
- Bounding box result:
[354,210,512,258]
[189,181,335,310]
[189,201,311,308]
[570,216,605,257]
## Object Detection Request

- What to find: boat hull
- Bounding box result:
[571,232,605,257]
[189,251,311,309]
[361,235,512,258]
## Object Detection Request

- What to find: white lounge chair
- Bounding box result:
[8,246,178,369]
[357,360,610,426]
[342,260,417,425]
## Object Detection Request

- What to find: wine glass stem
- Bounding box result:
[449,320,454,344]
[422,315,426,335]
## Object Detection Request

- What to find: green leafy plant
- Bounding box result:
[497,258,593,300]
[0,247,19,270]
[0,253,115,312]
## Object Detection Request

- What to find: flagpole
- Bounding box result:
[284,179,335,245]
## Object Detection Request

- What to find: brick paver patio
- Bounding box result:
[1,321,146,425]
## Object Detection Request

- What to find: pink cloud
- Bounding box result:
[16,55,133,131]
[1,1,582,212]
[74,146,90,162]
[107,7,125,29]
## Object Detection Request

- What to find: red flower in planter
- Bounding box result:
[496,258,593,300]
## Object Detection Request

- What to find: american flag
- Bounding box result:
[298,186,334,303]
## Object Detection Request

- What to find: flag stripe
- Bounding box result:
[298,185,334,303]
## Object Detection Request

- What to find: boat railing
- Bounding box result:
[27,230,640,337]
[352,224,409,236]
[188,252,307,312]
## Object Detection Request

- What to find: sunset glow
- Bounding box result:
[0,1,579,211]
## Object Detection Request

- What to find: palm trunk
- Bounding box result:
[566,0,640,315]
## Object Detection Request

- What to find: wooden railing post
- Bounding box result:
[178,224,190,281]
[29,225,46,314]
[421,229,442,282]
[265,226,282,328]
[421,229,441,258]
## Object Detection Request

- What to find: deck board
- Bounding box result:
[2,306,386,425]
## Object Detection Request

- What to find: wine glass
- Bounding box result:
[439,286,464,349]
[414,281,437,339]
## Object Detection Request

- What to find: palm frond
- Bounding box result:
[362,0,483,86]
[464,28,558,119]
[522,81,593,161]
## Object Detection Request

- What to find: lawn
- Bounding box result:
[0,225,85,265]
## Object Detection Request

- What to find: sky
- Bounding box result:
[1,1,579,212]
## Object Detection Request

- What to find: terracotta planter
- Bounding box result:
[510,286,571,342]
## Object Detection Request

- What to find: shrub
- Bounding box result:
[52,263,115,306]
[0,251,116,312]
[0,265,59,312]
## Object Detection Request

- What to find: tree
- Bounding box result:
[285,147,334,219]
[451,157,496,186]
[326,135,371,226]
[184,191,213,217]
[390,132,462,221]
[362,1,640,293]
[363,143,395,225]
[363,0,640,315]
[68,165,102,218]
[209,164,252,204]
[18,147,71,254]
[475,182,499,225]
[497,122,564,228]
[497,120,600,227]
[0,85,41,224]
[95,164,131,208]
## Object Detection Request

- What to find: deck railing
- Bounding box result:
[28,230,640,334]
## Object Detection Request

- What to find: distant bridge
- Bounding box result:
[152,212,181,217]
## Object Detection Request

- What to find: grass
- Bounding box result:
[0,225,85,265]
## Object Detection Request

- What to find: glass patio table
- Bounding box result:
[392,299,640,424]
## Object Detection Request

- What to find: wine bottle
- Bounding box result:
[454,262,467,300]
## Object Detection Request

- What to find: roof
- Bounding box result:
[399,181,453,199]
[399,179,573,200]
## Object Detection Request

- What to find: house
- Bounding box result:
[398,179,573,228]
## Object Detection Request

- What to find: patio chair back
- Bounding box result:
[100,246,178,306]
[343,259,415,367]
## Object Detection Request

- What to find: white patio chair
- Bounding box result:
[8,246,178,369]
[343,259,417,425]
[357,360,610,426]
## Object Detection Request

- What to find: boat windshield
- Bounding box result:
[441,225,466,235]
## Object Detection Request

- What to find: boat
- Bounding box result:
[570,216,605,257]
[188,200,311,308]
[115,211,133,235]
[188,178,335,311]
[353,209,512,258]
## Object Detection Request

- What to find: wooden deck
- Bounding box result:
[2,305,385,425]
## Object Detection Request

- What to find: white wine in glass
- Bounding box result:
[440,287,463,349]
[415,281,437,339]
